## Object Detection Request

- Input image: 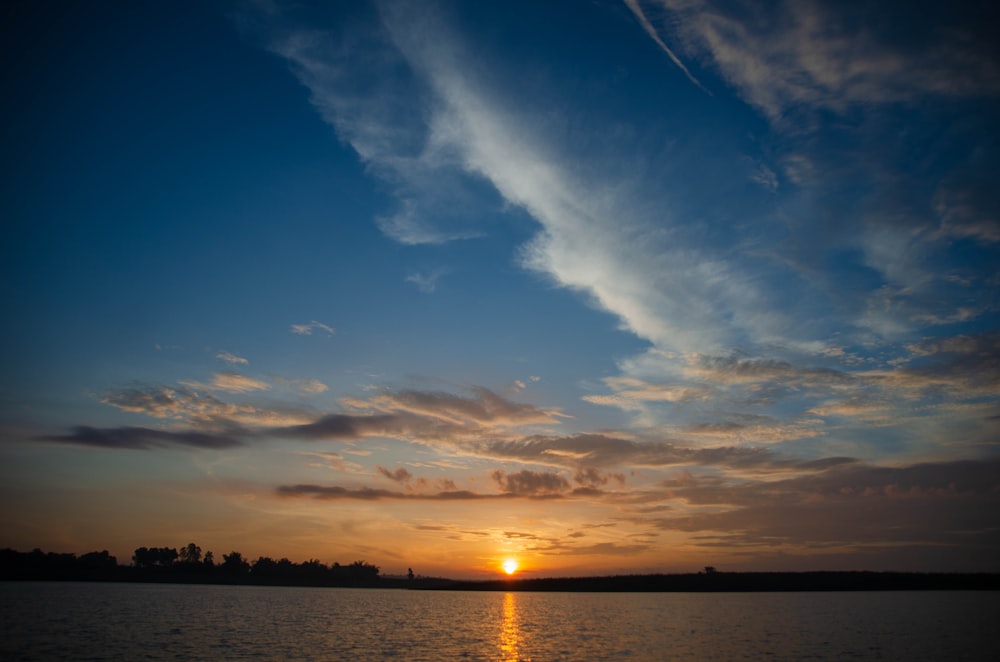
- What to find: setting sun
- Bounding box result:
[502,558,519,575]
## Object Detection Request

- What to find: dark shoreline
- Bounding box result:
[4,571,999,593]
[415,571,1000,592]
[4,546,998,592]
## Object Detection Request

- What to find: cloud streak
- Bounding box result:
[40,426,243,450]
[405,268,448,293]
[276,484,512,500]
[623,0,710,94]
[215,351,249,366]
[290,320,335,336]
[183,372,271,393]
[101,384,313,428]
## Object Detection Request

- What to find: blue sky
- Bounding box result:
[2,0,999,577]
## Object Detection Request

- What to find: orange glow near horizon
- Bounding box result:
[502,558,519,575]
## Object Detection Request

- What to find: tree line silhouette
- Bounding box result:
[4,546,998,591]
[1,544,381,587]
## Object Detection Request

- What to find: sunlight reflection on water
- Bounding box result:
[499,592,521,661]
[2,582,998,660]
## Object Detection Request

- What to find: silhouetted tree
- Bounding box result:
[221,551,250,576]
[299,559,328,583]
[178,543,202,565]
[322,559,378,585]
[408,567,414,581]
[133,546,178,568]
[132,547,150,567]
[251,556,278,577]
[203,551,215,567]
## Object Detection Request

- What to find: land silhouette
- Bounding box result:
[0,546,380,587]
[3,546,998,592]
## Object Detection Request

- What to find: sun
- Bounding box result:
[502,558,519,575]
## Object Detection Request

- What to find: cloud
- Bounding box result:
[865,333,1000,398]
[275,484,506,500]
[491,469,570,496]
[509,376,540,393]
[530,540,652,557]
[622,0,710,94]
[154,343,182,351]
[343,386,566,427]
[39,426,243,450]
[183,372,271,393]
[260,0,999,375]
[101,384,312,428]
[686,354,852,386]
[273,386,565,447]
[574,467,626,488]
[124,1,1000,490]
[272,399,850,473]
[643,0,1000,122]
[290,320,335,336]
[298,379,329,394]
[432,477,457,491]
[276,473,596,501]
[477,433,853,473]
[275,377,330,394]
[747,158,778,192]
[267,2,981,467]
[645,458,1000,558]
[298,450,366,475]
[266,1,798,358]
[934,185,1000,244]
[377,205,481,245]
[275,414,375,441]
[377,465,413,483]
[269,16,490,247]
[405,268,448,293]
[583,376,714,409]
[215,351,249,366]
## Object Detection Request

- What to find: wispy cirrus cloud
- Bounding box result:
[405,268,449,293]
[183,372,271,393]
[267,1,799,359]
[934,185,1000,245]
[274,377,330,394]
[625,0,999,353]
[638,0,1000,122]
[215,351,249,366]
[622,0,710,94]
[290,320,335,336]
[377,204,482,245]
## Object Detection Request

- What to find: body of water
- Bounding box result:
[2,582,997,660]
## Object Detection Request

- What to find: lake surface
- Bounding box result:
[2,582,998,660]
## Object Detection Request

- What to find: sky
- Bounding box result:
[1,0,999,579]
